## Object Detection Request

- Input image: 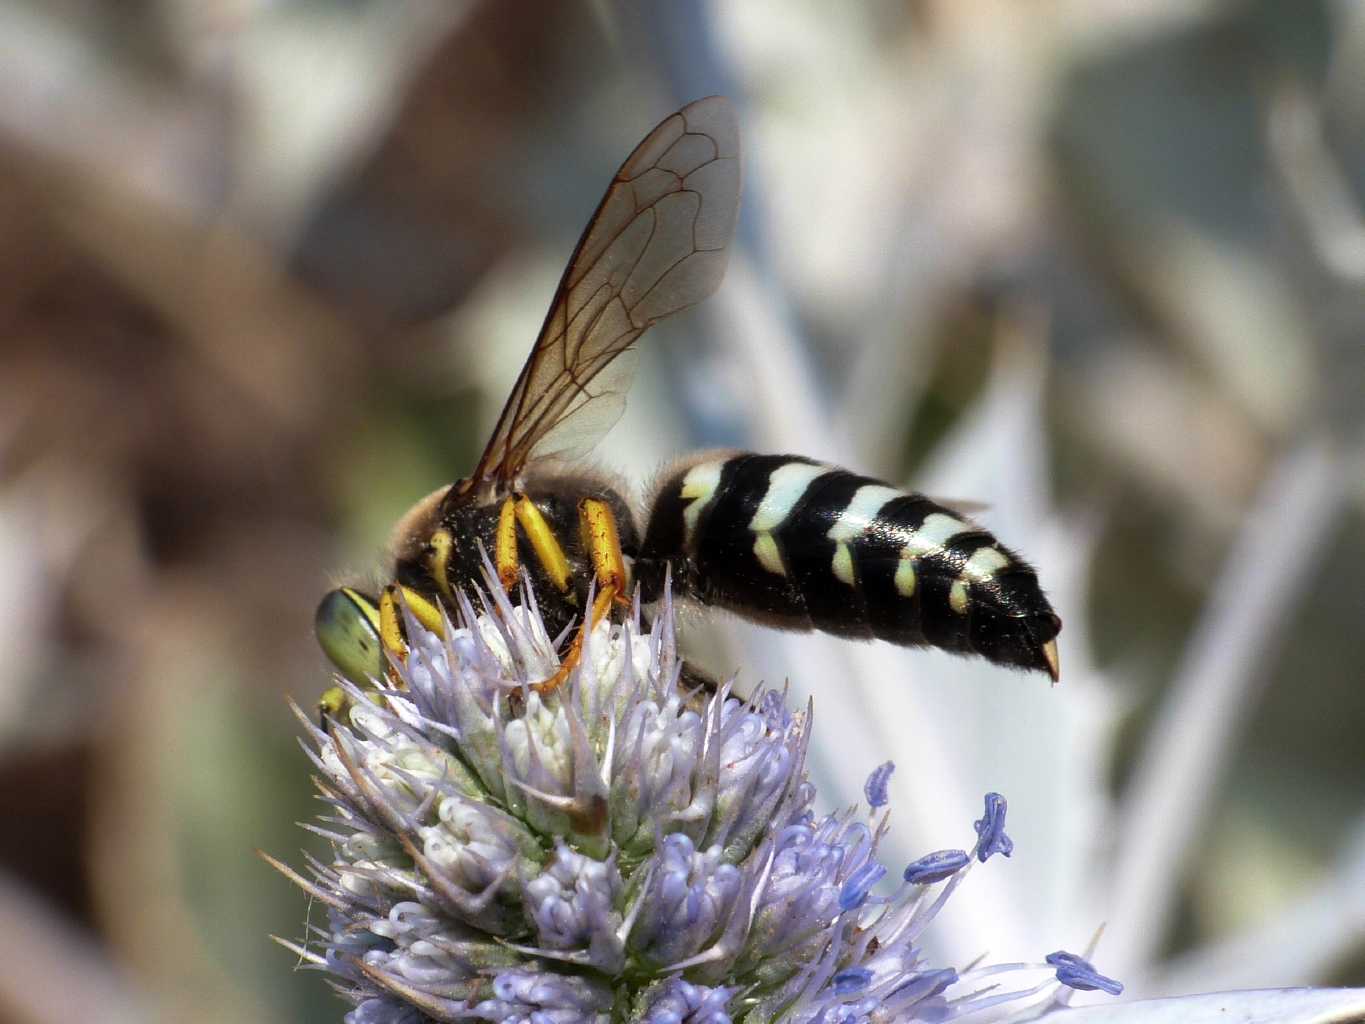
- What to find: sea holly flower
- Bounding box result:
[270,580,1133,1022]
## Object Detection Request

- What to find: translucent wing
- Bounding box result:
[463,96,741,495]
[925,496,989,516]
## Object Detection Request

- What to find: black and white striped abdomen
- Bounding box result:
[637,452,1061,679]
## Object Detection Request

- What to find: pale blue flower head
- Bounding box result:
[273,582,1121,1022]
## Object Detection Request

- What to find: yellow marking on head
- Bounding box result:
[750,462,827,532]
[427,528,456,601]
[832,542,855,587]
[827,484,901,544]
[579,497,627,592]
[341,587,381,631]
[753,531,786,576]
[680,461,724,546]
[514,496,573,592]
[949,580,969,614]
[894,553,917,598]
[496,498,520,590]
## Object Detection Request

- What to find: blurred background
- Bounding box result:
[1,0,1363,1021]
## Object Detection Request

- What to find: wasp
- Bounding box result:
[315,97,1061,715]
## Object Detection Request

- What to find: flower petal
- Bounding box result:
[1038,987,1365,1023]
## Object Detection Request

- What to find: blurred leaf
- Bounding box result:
[1050,0,1333,433]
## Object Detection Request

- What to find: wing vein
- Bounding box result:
[452,97,741,502]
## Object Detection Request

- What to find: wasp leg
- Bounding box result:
[532,585,617,696]
[317,685,348,728]
[513,495,573,593]
[378,583,446,674]
[579,497,630,605]
[378,585,407,668]
[495,497,520,592]
[532,498,629,696]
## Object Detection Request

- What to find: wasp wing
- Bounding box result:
[466,96,740,492]
[924,496,989,516]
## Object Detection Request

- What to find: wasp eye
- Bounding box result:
[314,588,382,686]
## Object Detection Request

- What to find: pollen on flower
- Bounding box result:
[270,581,1122,1023]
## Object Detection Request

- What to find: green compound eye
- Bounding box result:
[314,587,383,688]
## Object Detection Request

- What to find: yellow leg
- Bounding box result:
[379,585,406,666]
[317,684,348,725]
[378,584,446,677]
[578,497,629,602]
[532,498,629,696]
[402,585,446,636]
[495,498,520,592]
[514,495,573,593]
[532,585,618,696]
[320,584,447,728]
